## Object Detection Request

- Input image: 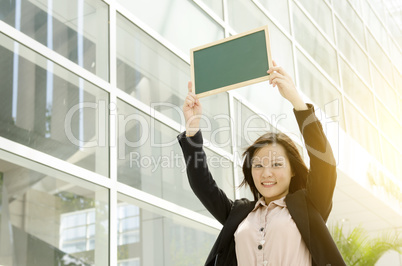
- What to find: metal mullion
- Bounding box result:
[368,15,384,164]
[0,21,113,95]
[108,2,118,265]
[252,0,293,41]
[222,0,229,37]
[288,0,300,91]
[117,182,222,231]
[0,137,112,189]
[228,92,240,199]
[192,0,227,29]
[330,0,348,150]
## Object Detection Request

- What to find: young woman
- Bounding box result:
[177,62,346,266]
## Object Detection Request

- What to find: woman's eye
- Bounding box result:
[252,164,263,168]
[273,163,282,167]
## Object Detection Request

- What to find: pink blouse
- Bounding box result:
[234,197,312,266]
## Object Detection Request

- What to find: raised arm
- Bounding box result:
[294,105,337,220]
[268,62,337,220]
[178,82,233,225]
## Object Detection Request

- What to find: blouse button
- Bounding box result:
[258,244,263,250]
[260,227,264,232]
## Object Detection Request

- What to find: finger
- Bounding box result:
[268,72,283,83]
[188,81,193,93]
[267,60,277,74]
[268,66,288,77]
[185,95,196,106]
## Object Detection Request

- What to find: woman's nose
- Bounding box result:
[262,166,273,177]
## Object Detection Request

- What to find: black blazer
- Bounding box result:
[178,104,346,266]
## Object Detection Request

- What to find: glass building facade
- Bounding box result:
[0,0,400,265]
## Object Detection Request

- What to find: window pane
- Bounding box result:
[0,158,109,266]
[340,58,376,123]
[367,31,394,86]
[296,0,334,41]
[255,0,291,33]
[0,0,109,80]
[116,0,224,54]
[198,92,232,152]
[344,99,381,162]
[371,64,398,115]
[116,100,234,218]
[199,0,223,19]
[335,18,370,84]
[334,0,365,47]
[381,137,398,178]
[235,80,301,138]
[292,2,339,84]
[227,0,271,33]
[116,14,189,123]
[117,194,218,266]
[117,14,232,152]
[61,213,87,228]
[297,50,345,130]
[118,204,140,218]
[362,0,389,53]
[394,67,402,96]
[0,32,109,176]
[376,100,401,151]
[389,40,402,72]
[348,0,362,13]
[233,99,272,152]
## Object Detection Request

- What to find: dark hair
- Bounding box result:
[240,132,308,201]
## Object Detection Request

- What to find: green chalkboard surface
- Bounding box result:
[190,25,272,98]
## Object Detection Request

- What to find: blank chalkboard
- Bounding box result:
[190,25,272,98]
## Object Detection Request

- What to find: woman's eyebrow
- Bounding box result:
[251,158,261,163]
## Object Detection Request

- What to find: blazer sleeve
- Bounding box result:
[294,104,337,221]
[177,130,233,225]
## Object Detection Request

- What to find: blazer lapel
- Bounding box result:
[204,200,255,265]
[219,200,255,249]
[285,190,311,249]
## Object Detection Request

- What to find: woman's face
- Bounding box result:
[251,144,294,205]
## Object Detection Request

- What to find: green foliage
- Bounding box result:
[330,223,402,266]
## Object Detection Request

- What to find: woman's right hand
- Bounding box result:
[183,81,202,136]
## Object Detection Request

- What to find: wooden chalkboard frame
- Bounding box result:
[190,25,272,98]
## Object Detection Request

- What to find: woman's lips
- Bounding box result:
[261,181,277,187]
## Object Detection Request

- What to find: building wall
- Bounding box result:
[0,0,401,265]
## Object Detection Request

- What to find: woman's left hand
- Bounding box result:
[267,61,307,110]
